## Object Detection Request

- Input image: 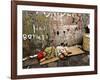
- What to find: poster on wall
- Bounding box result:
[11,1,97,79]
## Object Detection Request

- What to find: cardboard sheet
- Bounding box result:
[40,46,85,65]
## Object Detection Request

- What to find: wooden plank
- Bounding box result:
[40,57,59,65]
[67,46,85,56]
[40,47,85,65]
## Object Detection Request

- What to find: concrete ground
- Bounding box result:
[23,52,89,69]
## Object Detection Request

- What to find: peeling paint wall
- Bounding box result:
[47,12,89,46]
